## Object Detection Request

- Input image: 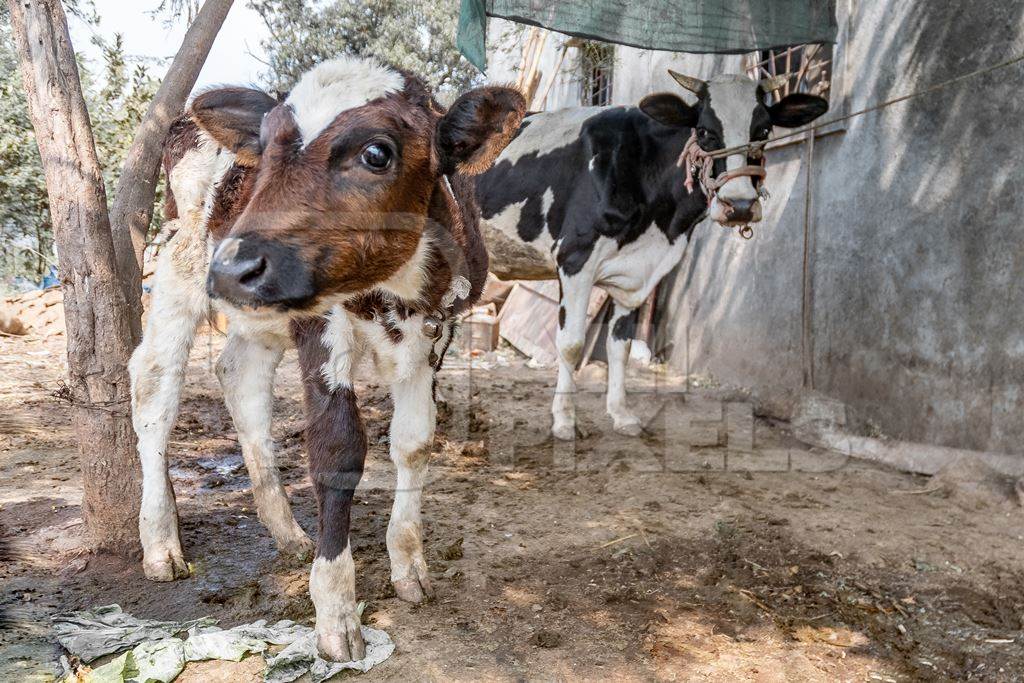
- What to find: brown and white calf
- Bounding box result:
[129,56,525,661]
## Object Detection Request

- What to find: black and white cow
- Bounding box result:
[476,72,828,440]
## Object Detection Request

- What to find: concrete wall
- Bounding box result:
[486,1,1024,455]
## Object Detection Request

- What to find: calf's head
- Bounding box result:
[639,72,828,226]
[196,56,525,311]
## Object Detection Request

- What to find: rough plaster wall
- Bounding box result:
[486,19,579,110]
[612,49,744,105]
[806,0,1024,452]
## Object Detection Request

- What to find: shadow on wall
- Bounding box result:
[659,0,1024,453]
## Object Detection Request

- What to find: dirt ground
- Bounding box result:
[1,329,1023,682]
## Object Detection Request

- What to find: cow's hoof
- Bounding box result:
[551,423,576,441]
[143,547,189,582]
[317,620,365,663]
[393,574,433,603]
[613,417,643,437]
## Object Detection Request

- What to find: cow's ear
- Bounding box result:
[190,87,278,166]
[768,93,829,128]
[639,93,698,128]
[437,86,527,176]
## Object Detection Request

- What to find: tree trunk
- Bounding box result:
[8,0,141,553]
[109,0,234,343]
[7,0,233,555]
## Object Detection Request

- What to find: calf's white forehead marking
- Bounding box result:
[286,55,405,145]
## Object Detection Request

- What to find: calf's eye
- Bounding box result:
[360,143,392,171]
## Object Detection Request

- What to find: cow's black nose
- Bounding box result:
[207,236,315,309]
[724,198,756,222]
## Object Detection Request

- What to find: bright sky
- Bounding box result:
[68,1,271,91]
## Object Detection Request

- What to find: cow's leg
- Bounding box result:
[216,334,313,556]
[605,302,643,436]
[552,272,592,440]
[130,225,206,582]
[294,315,366,663]
[387,362,436,603]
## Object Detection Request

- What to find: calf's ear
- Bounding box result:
[639,93,699,128]
[769,93,829,128]
[189,87,278,165]
[437,86,527,176]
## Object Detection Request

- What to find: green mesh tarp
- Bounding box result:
[457,0,837,72]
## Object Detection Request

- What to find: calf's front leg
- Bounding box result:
[387,363,436,603]
[217,333,313,557]
[294,316,366,663]
[129,221,207,581]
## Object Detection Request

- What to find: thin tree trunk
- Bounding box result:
[109,0,234,344]
[8,0,140,553]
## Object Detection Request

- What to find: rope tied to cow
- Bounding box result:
[678,130,768,239]
[678,130,714,197]
[678,132,769,197]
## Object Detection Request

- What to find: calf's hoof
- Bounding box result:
[142,546,189,582]
[393,572,433,604]
[317,618,366,663]
[279,533,315,561]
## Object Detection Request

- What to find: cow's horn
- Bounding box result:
[667,70,706,95]
[759,74,789,92]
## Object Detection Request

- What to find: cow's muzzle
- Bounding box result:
[207,235,315,309]
[713,196,762,226]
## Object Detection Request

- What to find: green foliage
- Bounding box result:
[0,8,51,283]
[88,34,162,202]
[0,13,160,287]
[250,0,479,95]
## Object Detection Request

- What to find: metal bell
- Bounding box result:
[422,315,443,340]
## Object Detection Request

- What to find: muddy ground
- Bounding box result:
[1,329,1022,682]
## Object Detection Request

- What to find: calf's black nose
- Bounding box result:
[211,252,267,291]
[207,236,316,309]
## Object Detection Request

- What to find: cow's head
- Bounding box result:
[196,56,525,311]
[639,71,828,226]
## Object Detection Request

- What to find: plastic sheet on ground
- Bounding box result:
[53,606,394,682]
[52,604,216,663]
